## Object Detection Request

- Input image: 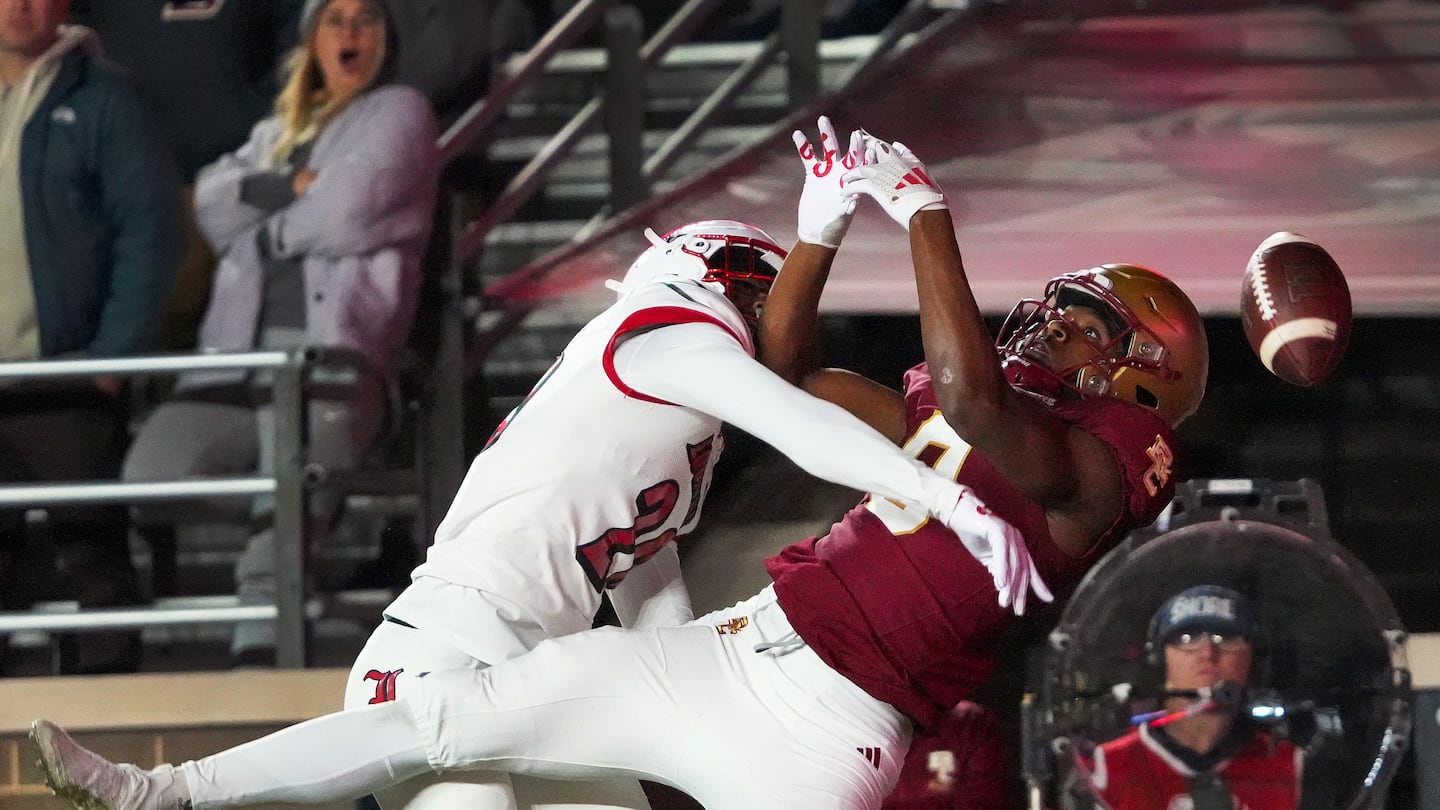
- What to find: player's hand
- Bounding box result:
[942,486,1054,616]
[842,135,947,231]
[791,115,860,248]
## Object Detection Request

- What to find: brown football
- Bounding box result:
[1240,232,1352,387]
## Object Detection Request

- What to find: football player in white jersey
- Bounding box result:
[326,218,1041,810]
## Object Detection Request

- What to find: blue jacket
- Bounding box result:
[21,43,184,358]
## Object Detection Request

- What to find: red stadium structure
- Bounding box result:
[490,2,1440,320]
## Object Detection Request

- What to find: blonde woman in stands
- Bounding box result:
[120,0,439,665]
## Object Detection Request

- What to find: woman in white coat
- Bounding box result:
[122,0,440,665]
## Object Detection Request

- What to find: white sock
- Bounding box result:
[145,764,190,808]
[180,701,432,808]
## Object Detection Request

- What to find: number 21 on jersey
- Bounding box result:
[866,412,973,535]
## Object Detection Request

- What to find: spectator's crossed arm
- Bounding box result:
[193,116,289,253]
[265,87,441,259]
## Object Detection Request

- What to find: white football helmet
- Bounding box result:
[611,221,787,320]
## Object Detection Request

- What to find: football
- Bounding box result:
[1240,232,1352,387]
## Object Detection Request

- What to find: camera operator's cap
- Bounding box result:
[1148,585,1257,646]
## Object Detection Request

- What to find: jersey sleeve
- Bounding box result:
[601,282,753,408]
[1070,400,1178,529]
[613,323,970,524]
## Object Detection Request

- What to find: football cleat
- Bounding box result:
[31,719,186,810]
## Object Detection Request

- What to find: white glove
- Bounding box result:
[941,486,1054,616]
[791,115,860,248]
[843,136,947,231]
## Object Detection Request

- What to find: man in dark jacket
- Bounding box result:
[0,0,184,675]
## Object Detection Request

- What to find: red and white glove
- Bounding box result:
[791,115,861,248]
[941,486,1054,616]
[843,135,947,231]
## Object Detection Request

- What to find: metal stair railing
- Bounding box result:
[0,348,397,669]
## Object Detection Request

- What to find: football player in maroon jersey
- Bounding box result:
[758,118,1208,733]
[770,118,1210,805]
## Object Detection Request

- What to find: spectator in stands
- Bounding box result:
[1078,585,1302,809]
[66,0,305,352]
[120,0,440,668]
[0,0,184,674]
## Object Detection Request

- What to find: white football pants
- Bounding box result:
[343,616,651,810]
[179,587,909,810]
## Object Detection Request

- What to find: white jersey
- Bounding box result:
[397,278,750,663]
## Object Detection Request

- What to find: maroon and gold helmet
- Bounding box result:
[996,264,1209,426]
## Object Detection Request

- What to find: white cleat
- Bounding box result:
[30,719,185,810]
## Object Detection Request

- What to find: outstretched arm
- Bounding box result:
[758,117,910,444]
[757,239,833,388]
[759,239,911,442]
[845,139,1124,554]
[615,321,1050,614]
[758,115,855,387]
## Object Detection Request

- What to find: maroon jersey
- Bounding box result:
[882,702,1009,809]
[766,363,1177,728]
[1087,725,1302,809]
